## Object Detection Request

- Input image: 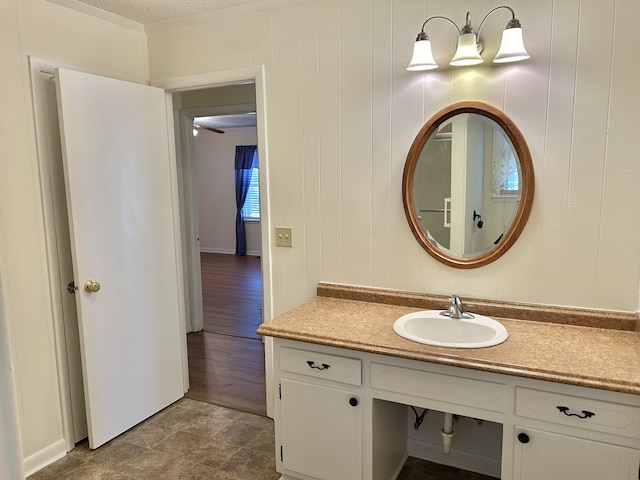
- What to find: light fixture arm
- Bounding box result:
[416,15,461,41]
[477,6,520,40]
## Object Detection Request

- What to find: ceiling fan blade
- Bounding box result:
[194,123,225,134]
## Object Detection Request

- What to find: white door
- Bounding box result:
[55,68,185,449]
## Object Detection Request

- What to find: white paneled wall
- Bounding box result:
[148,0,640,313]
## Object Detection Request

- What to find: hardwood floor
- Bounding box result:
[185,253,266,416]
[200,253,262,339]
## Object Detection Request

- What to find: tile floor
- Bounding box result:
[28,398,279,480]
[29,398,494,480]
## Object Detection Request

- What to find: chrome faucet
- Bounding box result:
[440,295,474,319]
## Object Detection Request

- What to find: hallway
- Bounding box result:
[185,253,266,415]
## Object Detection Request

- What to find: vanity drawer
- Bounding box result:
[371,363,506,412]
[515,387,640,439]
[279,346,362,386]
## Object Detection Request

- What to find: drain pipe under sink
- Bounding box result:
[441,412,454,454]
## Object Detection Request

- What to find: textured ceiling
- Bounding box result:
[75,0,264,24]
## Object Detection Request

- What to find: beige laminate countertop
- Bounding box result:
[257,295,640,396]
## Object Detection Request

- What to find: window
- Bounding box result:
[492,131,520,198]
[241,167,260,221]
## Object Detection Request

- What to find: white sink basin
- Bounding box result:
[393,310,508,348]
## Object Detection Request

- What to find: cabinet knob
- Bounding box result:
[349,397,358,407]
[517,432,530,444]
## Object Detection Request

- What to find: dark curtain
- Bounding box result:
[234,145,258,255]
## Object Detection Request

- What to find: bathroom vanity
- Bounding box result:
[257,284,640,480]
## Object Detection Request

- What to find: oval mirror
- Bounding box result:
[402,101,534,268]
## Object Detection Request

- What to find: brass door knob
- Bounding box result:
[84,280,101,293]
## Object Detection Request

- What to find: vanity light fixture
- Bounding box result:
[407,6,530,71]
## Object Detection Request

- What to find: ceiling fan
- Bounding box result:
[193,123,225,134]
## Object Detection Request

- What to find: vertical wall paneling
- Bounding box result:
[170,25,203,76]
[200,19,232,72]
[145,0,640,311]
[271,6,307,314]
[595,0,640,310]
[537,0,580,305]
[341,0,374,286]
[388,0,427,291]
[562,0,615,307]
[250,12,273,72]
[318,0,343,282]
[229,16,252,68]
[493,0,553,302]
[147,28,179,79]
[370,0,393,288]
[300,2,323,299]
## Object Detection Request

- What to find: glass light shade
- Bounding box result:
[450,32,483,66]
[407,39,439,71]
[493,27,530,63]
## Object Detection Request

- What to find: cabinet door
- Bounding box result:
[513,427,640,480]
[280,379,362,480]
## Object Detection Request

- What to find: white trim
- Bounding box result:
[23,439,67,478]
[163,93,191,396]
[152,66,263,92]
[156,66,275,418]
[47,0,144,32]
[29,56,83,453]
[176,111,204,334]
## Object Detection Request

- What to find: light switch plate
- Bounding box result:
[275,227,293,247]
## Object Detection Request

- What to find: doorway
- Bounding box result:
[30,59,273,451]
[181,104,267,415]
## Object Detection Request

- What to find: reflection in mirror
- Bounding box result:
[403,102,534,268]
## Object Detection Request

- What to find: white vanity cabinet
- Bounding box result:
[276,346,363,480]
[272,338,640,480]
[512,427,639,480]
[512,386,640,480]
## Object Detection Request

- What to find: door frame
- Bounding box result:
[154,66,275,417]
[30,60,275,452]
[29,56,96,452]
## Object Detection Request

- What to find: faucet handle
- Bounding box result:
[450,294,463,311]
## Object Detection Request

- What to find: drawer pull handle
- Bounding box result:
[517,432,530,444]
[556,406,595,419]
[306,361,330,371]
[349,397,359,407]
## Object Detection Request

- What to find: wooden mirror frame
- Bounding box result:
[402,101,534,268]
